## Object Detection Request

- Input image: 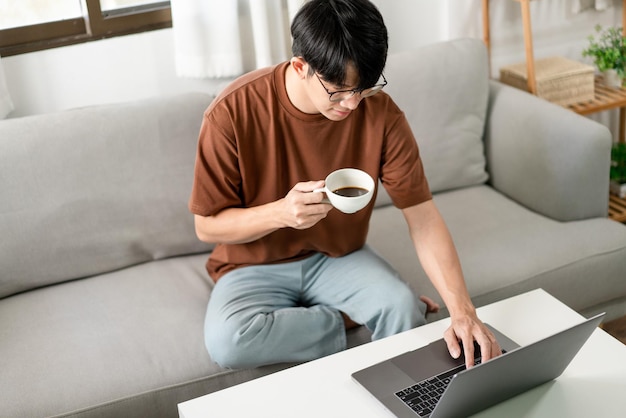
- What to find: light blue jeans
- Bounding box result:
[204,245,427,369]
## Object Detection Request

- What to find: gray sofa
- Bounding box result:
[1,38,625,417]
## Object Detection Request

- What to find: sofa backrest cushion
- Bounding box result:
[382,38,489,194]
[0,93,214,298]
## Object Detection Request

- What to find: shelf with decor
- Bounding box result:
[610,194,626,222]
[481,0,626,223]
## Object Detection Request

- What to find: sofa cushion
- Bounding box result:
[0,254,209,417]
[0,253,371,417]
[368,185,626,316]
[0,93,215,298]
[383,38,489,194]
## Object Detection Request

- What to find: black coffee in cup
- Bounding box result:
[314,168,374,213]
[332,186,369,197]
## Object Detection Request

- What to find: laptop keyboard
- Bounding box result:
[394,358,483,417]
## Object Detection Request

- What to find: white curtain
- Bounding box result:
[171,0,306,79]
[572,0,612,13]
[0,55,14,119]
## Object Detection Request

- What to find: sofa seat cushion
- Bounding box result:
[367,185,626,315]
[0,254,258,417]
[0,252,374,418]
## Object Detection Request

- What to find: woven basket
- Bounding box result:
[499,57,595,106]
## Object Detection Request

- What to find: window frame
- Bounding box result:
[0,0,172,57]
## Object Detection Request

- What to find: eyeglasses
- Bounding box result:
[315,73,387,103]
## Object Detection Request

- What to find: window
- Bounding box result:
[0,0,171,57]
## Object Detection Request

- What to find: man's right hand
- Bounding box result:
[194,180,333,245]
[280,180,333,230]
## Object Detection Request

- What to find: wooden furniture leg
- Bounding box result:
[519,0,536,94]
[482,0,491,77]
[618,107,626,144]
[623,0,626,37]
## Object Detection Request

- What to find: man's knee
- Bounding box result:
[205,330,237,369]
[369,285,426,339]
[393,285,426,325]
[205,314,269,369]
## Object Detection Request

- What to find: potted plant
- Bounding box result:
[611,142,626,198]
[582,25,626,88]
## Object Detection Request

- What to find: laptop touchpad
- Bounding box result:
[391,338,477,382]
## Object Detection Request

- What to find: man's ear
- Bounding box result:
[290,56,309,80]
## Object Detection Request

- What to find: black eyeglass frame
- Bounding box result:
[314,73,388,102]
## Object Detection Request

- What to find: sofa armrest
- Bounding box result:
[485,80,612,221]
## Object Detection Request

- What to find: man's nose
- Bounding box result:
[340,93,362,110]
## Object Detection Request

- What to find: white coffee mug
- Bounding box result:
[314,168,375,214]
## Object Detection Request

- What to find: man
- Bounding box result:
[189,0,501,370]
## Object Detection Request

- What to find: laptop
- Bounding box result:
[352,313,605,418]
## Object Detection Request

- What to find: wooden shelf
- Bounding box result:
[568,77,626,115]
[483,0,626,96]
[483,1,626,143]
[609,194,626,223]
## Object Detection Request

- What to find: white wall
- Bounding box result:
[2,0,624,136]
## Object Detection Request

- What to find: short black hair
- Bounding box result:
[291,0,388,89]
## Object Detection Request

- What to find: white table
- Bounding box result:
[178,289,626,417]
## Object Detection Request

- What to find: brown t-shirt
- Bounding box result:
[189,62,431,281]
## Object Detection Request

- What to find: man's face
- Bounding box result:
[309,63,364,122]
